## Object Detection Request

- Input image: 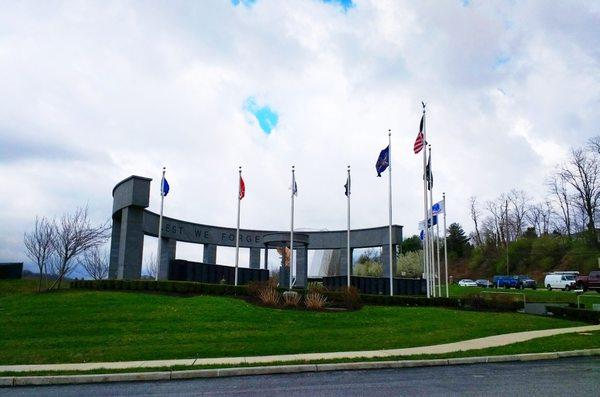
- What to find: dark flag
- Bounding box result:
[425,155,433,190]
[375,145,390,177]
[344,173,351,196]
[161,177,170,196]
[239,176,245,200]
[414,115,425,154]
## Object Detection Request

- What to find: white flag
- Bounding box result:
[432,200,445,215]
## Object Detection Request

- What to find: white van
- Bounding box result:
[544,273,577,291]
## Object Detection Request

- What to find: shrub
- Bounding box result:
[307,281,327,294]
[353,261,383,277]
[282,291,301,307]
[305,292,327,310]
[546,305,600,324]
[339,286,362,310]
[396,250,423,277]
[257,286,280,306]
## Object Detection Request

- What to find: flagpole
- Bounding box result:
[443,192,449,297]
[422,104,430,298]
[436,209,441,297]
[428,145,436,297]
[388,130,393,296]
[346,165,351,288]
[234,166,242,287]
[290,165,295,290]
[156,167,166,282]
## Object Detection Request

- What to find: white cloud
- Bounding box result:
[1,0,599,269]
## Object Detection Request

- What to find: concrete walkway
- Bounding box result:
[1,324,598,373]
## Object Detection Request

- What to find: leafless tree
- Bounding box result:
[469,196,483,246]
[79,246,109,280]
[547,174,572,236]
[24,216,56,291]
[145,252,158,279]
[48,206,110,290]
[527,201,555,236]
[507,189,529,238]
[558,148,600,234]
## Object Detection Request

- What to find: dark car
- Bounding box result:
[516,275,537,290]
[475,279,492,288]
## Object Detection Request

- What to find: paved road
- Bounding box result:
[1,357,599,397]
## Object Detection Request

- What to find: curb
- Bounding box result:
[1,349,599,387]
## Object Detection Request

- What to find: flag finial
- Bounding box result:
[388,129,391,137]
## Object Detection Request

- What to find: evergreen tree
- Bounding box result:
[401,235,422,253]
[447,223,470,258]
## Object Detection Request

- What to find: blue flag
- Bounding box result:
[161,177,170,196]
[375,145,390,177]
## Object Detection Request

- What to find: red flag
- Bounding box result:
[413,115,425,154]
[239,176,245,200]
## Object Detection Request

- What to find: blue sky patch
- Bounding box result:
[322,0,354,12]
[244,97,279,134]
[231,0,256,7]
[494,55,510,68]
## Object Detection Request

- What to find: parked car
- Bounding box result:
[544,273,577,291]
[475,279,492,288]
[575,271,600,292]
[492,275,518,288]
[458,279,478,287]
[516,275,537,290]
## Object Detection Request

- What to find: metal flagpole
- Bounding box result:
[422,104,430,298]
[428,145,435,297]
[290,166,295,290]
[436,210,441,297]
[234,167,242,286]
[347,165,351,288]
[443,192,449,297]
[156,167,166,282]
[388,130,393,296]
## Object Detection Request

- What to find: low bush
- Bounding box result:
[307,281,327,294]
[282,291,301,307]
[334,286,362,310]
[546,305,600,324]
[305,292,327,310]
[257,286,280,306]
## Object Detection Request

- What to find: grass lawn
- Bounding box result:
[0,280,588,366]
[447,283,600,305]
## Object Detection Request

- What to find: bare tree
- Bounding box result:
[24,217,55,291]
[507,189,529,238]
[558,148,600,235]
[547,174,572,236]
[48,206,110,290]
[469,196,483,246]
[79,246,109,280]
[145,252,158,279]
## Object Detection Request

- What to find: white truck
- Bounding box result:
[544,271,578,291]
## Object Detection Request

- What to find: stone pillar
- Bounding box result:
[108,217,121,279]
[249,248,261,269]
[203,244,217,264]
[381,244,398,278]
[295,247,308,288]
[158,238,176,280]
[117,207,145,280]
[279,252,290,289]
[263,248,269,270]
[339,247,354,277]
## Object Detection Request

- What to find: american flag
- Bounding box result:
[413,114,425,154]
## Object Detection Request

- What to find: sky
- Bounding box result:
[1,0,599,273]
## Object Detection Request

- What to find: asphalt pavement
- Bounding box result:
[1,357,598,397]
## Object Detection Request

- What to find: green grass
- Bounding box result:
[0,282,587,366]
[1,331,598,377]
[447,284,600,305]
